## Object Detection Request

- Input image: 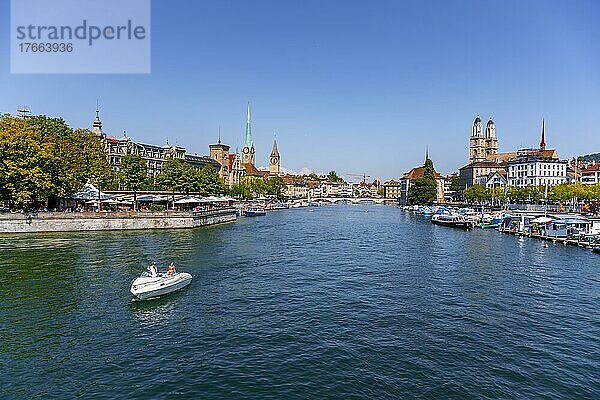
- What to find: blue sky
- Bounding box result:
[1,0,599,180]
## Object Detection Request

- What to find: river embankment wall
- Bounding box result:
[0,209,237,234]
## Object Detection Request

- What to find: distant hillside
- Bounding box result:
[577,153,600,162]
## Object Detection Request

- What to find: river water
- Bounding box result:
[1,205,598,399]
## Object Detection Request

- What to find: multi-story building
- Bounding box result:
[506,121,567,187]
[507,153,567,187]
[91,110,219,181]
[580,164,600,185]
[323,181,353,198]
[459,160,506,190]
[382,180,401,199]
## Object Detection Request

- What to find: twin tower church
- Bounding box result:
[209,103,282,187]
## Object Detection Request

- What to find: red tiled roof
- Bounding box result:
[582,164,600,173]
[403,166,443,179]
[106,136,119,144]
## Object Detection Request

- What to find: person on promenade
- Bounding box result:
[147,262,158,278]
[167,262,176,276]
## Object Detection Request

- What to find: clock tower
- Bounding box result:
[241,102,255,166]
[269,139,281,176]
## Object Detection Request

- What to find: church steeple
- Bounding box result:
[91,104,105,138]
[269,137,281,176]
[245,102,253,147]
[271,138,279,157]
[540,118,546,151]
[242,101,255,166]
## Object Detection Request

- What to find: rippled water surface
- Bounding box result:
[1,205,599,399]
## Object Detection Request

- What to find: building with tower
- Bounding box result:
[469,115,498,163]
[506,119,566,187]
[269,139,281,176]
[209,136,231,183]
[461,115,505,190]
[91,108,219,182]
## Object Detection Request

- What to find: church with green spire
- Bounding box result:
[242,102,255,166]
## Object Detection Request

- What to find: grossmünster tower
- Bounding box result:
[469,115,498,163]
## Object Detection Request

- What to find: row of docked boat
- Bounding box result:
[237,200,324,216]
[403,205,506,230]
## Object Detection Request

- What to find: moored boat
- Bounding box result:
[244,206,266,216]
[130,271,192,300]
[593,246,600,255]
[431,213,470,230]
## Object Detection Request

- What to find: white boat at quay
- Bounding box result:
[130,272,193,300]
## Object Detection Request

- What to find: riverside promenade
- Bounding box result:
[0,208,237,234]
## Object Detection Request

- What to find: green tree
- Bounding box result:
[0,116,53,206]
[463,184,490,203]
[118,155,148,208]
[408,158,438,204]
[197,165,226,196]
[408,178,437,204]
[265,176,286,197]
[327,170,343,183]
[449,173,460,192]
[156,159,187,208]
[229,181,253,200]
[491,186,506,204]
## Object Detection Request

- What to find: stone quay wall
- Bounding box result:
[0,209,237,234]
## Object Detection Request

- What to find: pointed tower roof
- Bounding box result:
[245,101,253,147]
[91,108,104,137]
[270,138,279,157]
[540,118,546,151]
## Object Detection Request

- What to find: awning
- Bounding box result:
[554,218,591,225]
[137,195,168,202]
[531,217,553,224]
[73,183,113,200]
[174,197,203,204]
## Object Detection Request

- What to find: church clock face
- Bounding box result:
[243,147,249,154]
[250,148,255,154]
[271,157,279,164]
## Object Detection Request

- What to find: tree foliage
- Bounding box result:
[327,170,344,183]
[463,184,491,203]
[449,173,460,192]
[407,158,437,204]
[0,115,112,208]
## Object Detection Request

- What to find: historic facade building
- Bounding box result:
[469,116,498,163]
[382,180,402,199]
[506,120,567,187]
[209,102,284,185]
[91,110,219,181]
[461,115,506,190]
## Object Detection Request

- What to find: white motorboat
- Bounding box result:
[130,271,192,300]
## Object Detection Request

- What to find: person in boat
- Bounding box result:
[167,262,176,276]
[147,262,158,278]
